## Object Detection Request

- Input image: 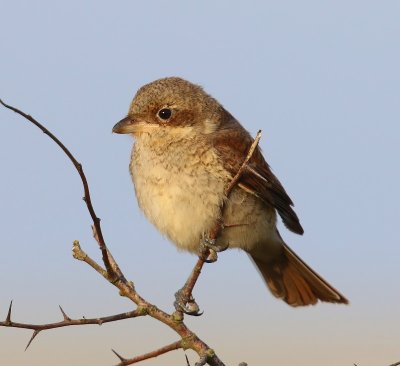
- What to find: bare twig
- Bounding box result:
[72,240,108,277]
[0,98,116,279]
[210,130,262,240]
[226,130,262,196]
[113,341,182,366]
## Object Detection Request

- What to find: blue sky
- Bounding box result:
[1,1,399,365]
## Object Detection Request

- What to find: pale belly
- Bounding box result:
[130,137,281,257]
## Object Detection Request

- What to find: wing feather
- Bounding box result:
[211,111,304,235]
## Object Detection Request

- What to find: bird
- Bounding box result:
[113,77,348,308]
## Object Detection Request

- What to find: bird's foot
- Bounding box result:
[174,289,203,316]
[201,237,229,263]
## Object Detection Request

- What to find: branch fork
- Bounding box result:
[0,99,258,366]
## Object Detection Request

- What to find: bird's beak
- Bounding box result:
[112,116,134,134]
[112,115,160,135]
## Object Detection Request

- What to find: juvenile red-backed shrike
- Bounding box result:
[113,77,348,308]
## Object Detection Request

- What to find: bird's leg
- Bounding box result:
[173,241,215,316]
[173,258,205,316]
[174,234,230,315]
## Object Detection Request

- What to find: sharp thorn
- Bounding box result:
[59,305,71,321]
[5,300,13,324]
[111,349,127,362]
[185,353,191,366]
[25,330,40,351]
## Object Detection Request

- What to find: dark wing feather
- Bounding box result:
[211,111,304,235]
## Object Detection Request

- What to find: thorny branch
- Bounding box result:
[112,341,183,366]
[0,99,259,365]
[1,100,398,366]
[0,301,144,351]
[0,99,117,279]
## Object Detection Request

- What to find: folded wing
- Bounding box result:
[211,112,304,235]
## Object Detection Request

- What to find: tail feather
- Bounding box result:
[250,243,349,307]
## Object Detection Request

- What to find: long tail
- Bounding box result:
[250,243,349,307]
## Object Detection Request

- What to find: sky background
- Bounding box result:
[0,1,399,365]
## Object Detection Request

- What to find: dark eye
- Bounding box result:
[158,108,172,120]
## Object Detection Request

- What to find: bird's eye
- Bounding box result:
[158,108,172,120]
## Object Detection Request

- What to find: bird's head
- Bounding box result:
[113,77,224,137]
